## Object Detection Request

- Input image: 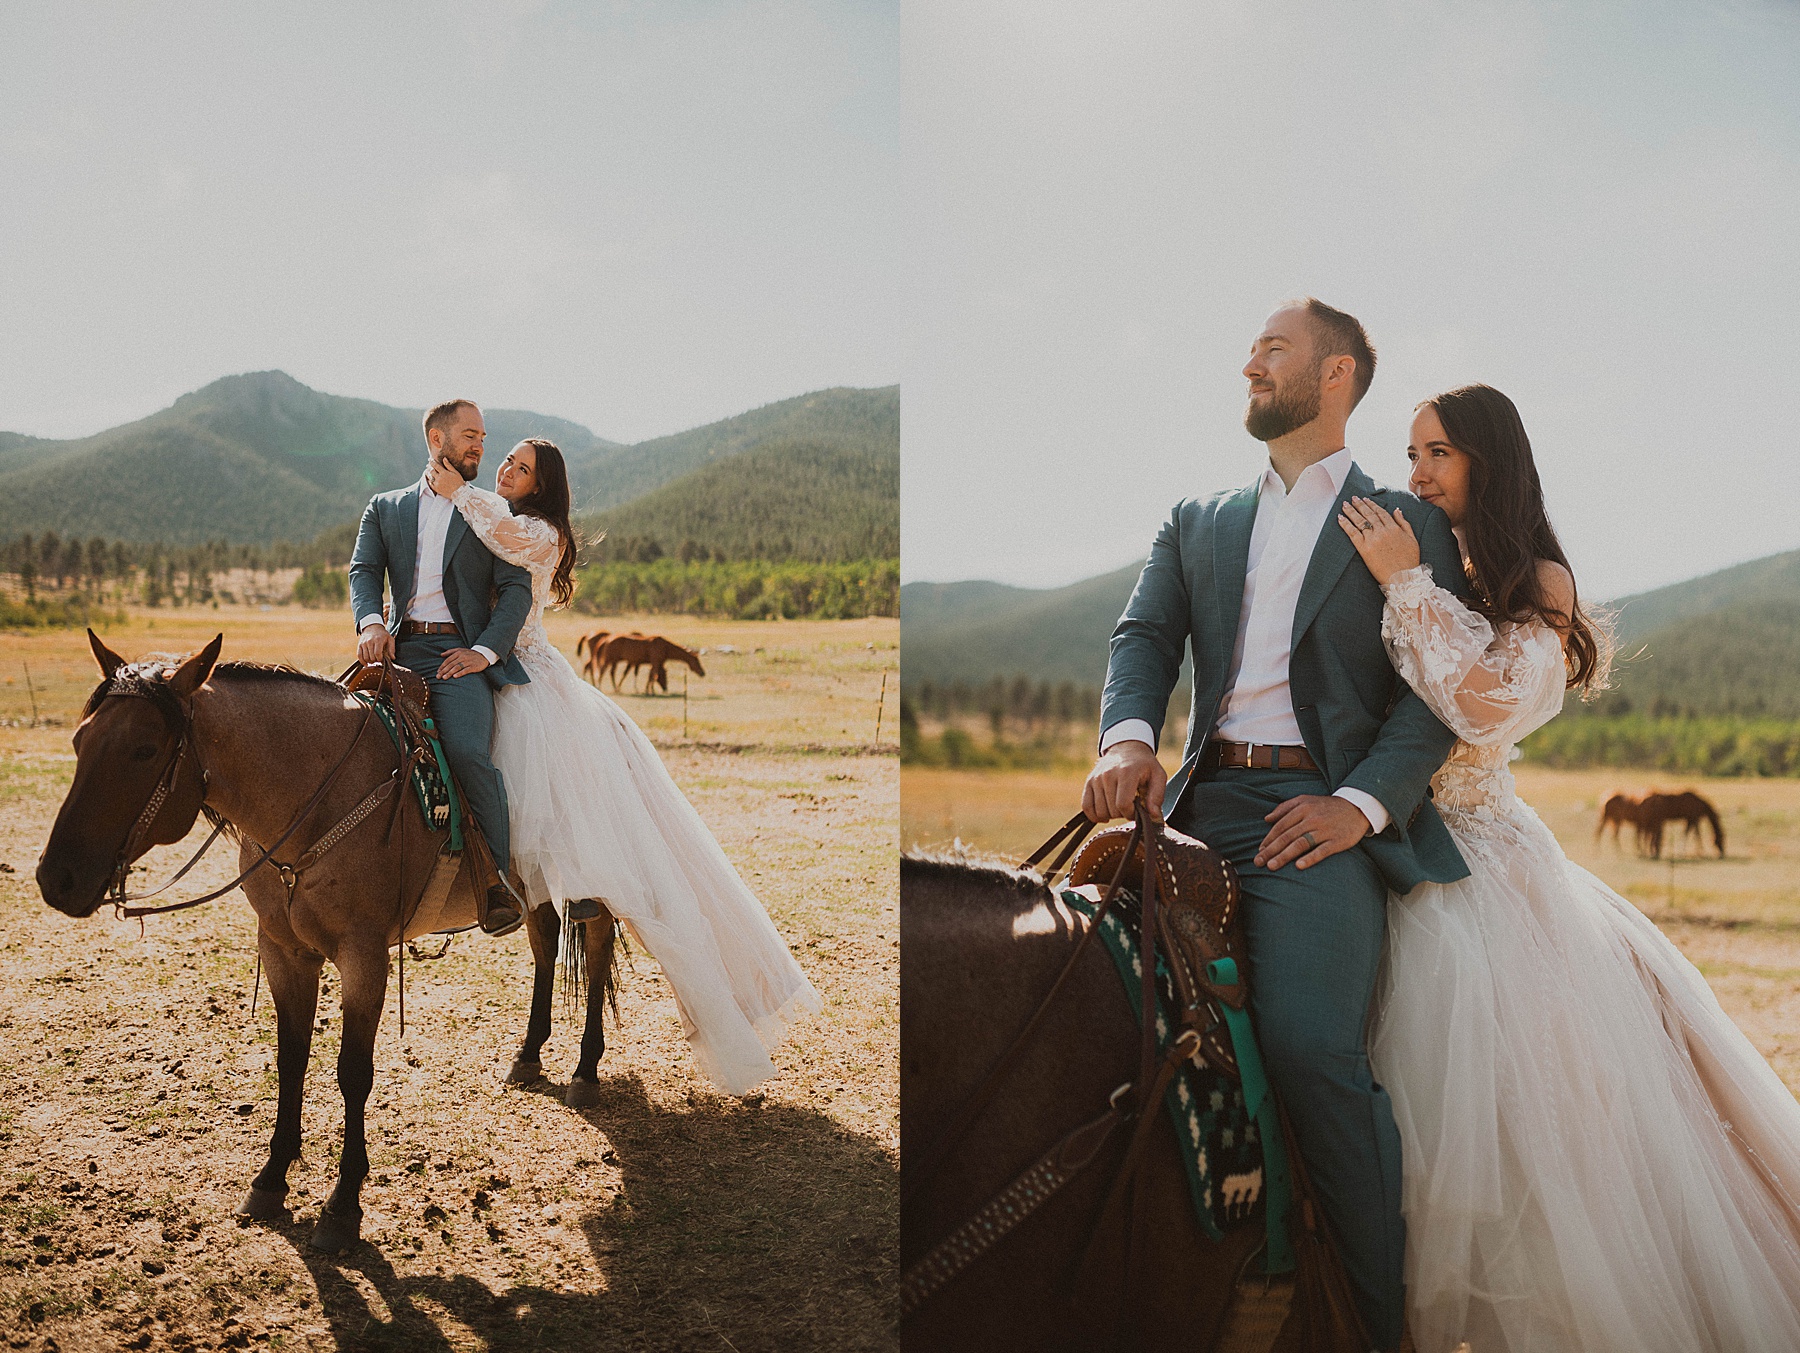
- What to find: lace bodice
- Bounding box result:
[451,485,559,660]
[1380,564,1566,821]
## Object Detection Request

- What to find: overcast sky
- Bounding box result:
[1,0,897,445]
[902,0,1800,601]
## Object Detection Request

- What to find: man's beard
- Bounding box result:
[1243,379,1322,442]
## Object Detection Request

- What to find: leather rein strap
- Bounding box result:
[110,660,395,919]
[901,796,1194,1318]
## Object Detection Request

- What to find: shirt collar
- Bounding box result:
[1257,445,1355,499]
[418,471,446,502]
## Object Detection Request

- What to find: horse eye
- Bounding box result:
[131,745,158,762]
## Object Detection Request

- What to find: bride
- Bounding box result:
[425,441,820,1096]
[1340,384,1800,1351]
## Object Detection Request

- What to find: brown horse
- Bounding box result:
[576,630,611,686]
[598,634,705,693]
[901,852,1266,1352]
[1639,790,1726,859]
[1597,791,1650,851]
[36,633,619,1253]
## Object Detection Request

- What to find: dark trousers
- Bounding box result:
[1176,767,1405,1350]
[396,634,510,875]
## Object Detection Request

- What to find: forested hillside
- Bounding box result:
[583,439,898,563]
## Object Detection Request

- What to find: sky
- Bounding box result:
[0,0,898,445]
[902,0,1800,601]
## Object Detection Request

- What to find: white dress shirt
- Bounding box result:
[1102,446,1391,833]
[358,474,498,668]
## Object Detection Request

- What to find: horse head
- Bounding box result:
[36,631,220,917]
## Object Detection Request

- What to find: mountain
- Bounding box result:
[582,437,897,562]
[1608,549,1800,646]
[900,563,1148,689]
[903,544,1800,718]
[564,385,898,515]
[0,373,897,547]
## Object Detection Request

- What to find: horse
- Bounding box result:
[576,631,611,687]
[1597,791,1650,851]
[1638,790,1726,859]
[645,637,705,695]
[599,634,704,694]
[36,632,619,1254]
[901,851,1269,1352]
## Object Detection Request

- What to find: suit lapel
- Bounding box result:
[1211,482,1259,646]
[1289,462,1369,648]
[393,486,422,623]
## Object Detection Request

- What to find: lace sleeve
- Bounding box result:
[450,485,561,574]
[1380,564,1567,747]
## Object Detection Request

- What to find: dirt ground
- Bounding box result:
[903,760,1800,1097]
[0,606,898,1352]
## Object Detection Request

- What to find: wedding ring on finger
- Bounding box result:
[1302,830,1317,850]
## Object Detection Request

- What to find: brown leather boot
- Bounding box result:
[463,825,524,937]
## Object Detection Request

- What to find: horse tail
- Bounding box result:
[560,911,588,1022]
[595,905,622,1020]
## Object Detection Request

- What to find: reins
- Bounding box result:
[901,794,1195,1320]
[105,661,394,921]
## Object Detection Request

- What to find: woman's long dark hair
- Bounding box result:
[1424,384,1610,692]
[509,438,578,607]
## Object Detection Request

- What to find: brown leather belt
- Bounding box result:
[1204,739,1319,773]
[398,621,460,637]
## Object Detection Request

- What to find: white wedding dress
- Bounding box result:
[451,484,821,1095]
[1369,564,1800,1353]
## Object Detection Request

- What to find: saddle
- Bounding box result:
[1050,816,1246,1079]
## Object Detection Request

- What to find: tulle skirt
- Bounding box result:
[492,641,821,1095]
[1370,797,1800,1352]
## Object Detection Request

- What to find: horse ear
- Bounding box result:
[168,634,224,699]
[88,629,125,679]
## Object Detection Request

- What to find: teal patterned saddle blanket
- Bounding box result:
[350,691,464,852]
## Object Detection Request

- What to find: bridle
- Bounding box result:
[95,665,386,921]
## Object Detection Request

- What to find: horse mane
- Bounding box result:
[212,661,342,692]
[901,848,1050,904]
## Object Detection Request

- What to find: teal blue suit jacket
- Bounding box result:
[1102,463,1471,894]
[347,484,532,690]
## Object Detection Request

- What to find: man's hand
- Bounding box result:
[1255,794,1372,871]
[436,647,491,680]
[357,623,395,664]
[1082,740,1167,824]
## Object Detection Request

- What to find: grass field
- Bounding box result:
[903,760,1800,1094]
[0,604,898,1352]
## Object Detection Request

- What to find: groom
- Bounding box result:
[348,398,533,937]
[1084,299,1470,1350]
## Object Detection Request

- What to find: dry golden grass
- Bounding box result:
[903,759,1800,1097]
[0,604,897,1352]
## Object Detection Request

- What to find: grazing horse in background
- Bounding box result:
[36,633,621,1254]
[576,631,611,687]
[1639,790,1727,859]
[1597,791,1651,851]
[901,852,1267,1352]
[598,633,705,694]
[645,637,706,694]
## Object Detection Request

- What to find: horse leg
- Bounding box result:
[237,940,322,1222]
[508,904,559,1084]
[311,946,388,1254]
[565,909,618,1109]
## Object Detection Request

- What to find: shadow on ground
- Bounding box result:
[272,1074,895,1353]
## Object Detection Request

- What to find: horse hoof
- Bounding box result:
[309,1207,362,1255]
[565,1076,602,1109]
[235,1187,291,1223]
[505,1059,543,1086]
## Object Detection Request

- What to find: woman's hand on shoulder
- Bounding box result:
[1338,496,1421,586]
